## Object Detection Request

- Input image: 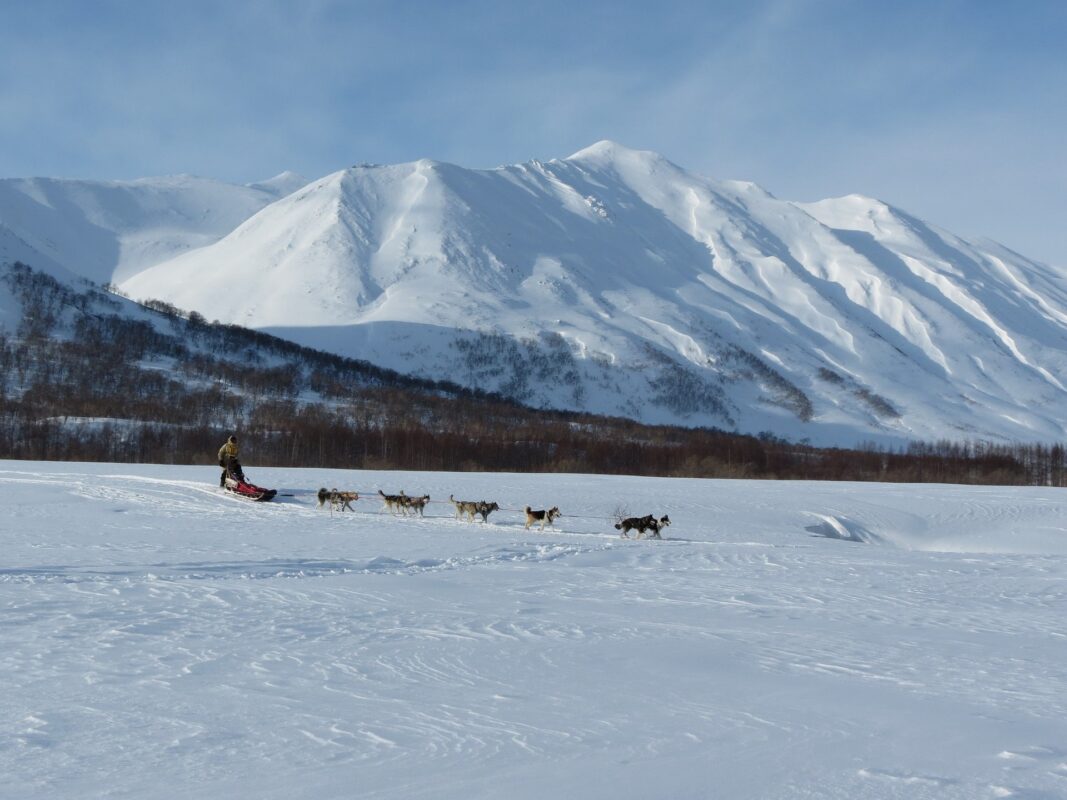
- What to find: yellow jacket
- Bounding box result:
[218,440,239,465]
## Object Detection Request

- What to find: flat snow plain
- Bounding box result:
[3,460,1066,799]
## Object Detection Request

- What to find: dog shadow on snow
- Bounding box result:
[804,514,884,544]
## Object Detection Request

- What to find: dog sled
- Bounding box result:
[223,474,277,502]
[218,454,276,502]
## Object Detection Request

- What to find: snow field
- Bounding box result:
[2,461,1067,798]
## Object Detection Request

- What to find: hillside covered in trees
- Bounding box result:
[1,261,1064,486]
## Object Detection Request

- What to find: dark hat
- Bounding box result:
[229,435,238,442]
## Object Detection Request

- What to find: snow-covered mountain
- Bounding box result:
[5,143,1067,445]
[0,171,307,285]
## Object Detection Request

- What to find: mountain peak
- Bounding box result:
[565,140,664,165]
[797,193,910,236]
[248,171,309,198]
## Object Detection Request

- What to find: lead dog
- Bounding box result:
[524,506,561,531]
[616,514,670,539]
[318,488,359,512]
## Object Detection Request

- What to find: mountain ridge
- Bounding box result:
[0,171,307,285]
[4,142,1066,446]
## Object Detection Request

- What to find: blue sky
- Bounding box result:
[1,0,1064,265]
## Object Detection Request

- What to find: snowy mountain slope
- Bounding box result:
[0,172,305,286]
[4,460,1067,799]
[0,225,85,329]
[114,142,1067,445]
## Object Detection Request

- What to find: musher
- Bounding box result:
[217,434,244,487]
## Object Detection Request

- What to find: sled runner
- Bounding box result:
[223,474,277,502]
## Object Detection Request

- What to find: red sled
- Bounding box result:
[224,475,277,502]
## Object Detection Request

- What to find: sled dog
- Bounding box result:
[615,514,670,539]
[450,494,481,522]
[378,489,408,514]
[450,495,499,523]
[524,506,561,530]
[476,500,500,523]
[645,515,670,539]
[318,488,358,512]
[401,494,431,517]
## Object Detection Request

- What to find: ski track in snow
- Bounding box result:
[2,462,1067,799]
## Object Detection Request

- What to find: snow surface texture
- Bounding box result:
[6,142,1067,444]
[3,460,1067,799]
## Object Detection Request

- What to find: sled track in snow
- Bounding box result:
[0,542,607,585]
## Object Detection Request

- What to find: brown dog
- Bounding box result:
[318,488,358,512]
[450,495,480,522]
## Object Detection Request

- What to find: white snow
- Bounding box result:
[0,174,293,284]
[246,171,310,199]
[3,459,1067,798]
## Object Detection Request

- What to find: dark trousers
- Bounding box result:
[220,459,244,486]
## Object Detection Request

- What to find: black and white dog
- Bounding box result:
[524,506,561,530]
[615,514,670,539]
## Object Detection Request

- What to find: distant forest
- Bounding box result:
[2,260,1066,486]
